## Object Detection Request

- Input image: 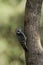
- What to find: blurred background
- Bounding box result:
[0,0,43,65]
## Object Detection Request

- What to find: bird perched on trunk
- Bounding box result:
[16,28,28,51]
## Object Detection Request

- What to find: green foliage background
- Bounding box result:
[0,0,43,65]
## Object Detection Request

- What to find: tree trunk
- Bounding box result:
[24,0,43,65]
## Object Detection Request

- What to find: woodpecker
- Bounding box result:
[16,28,28,51]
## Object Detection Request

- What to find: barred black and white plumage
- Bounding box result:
[16,28,28,51]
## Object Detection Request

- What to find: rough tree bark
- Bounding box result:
[24,0,43,65]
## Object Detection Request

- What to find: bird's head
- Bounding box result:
[16,28,22,35]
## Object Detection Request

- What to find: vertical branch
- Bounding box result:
[24,0,43,65]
